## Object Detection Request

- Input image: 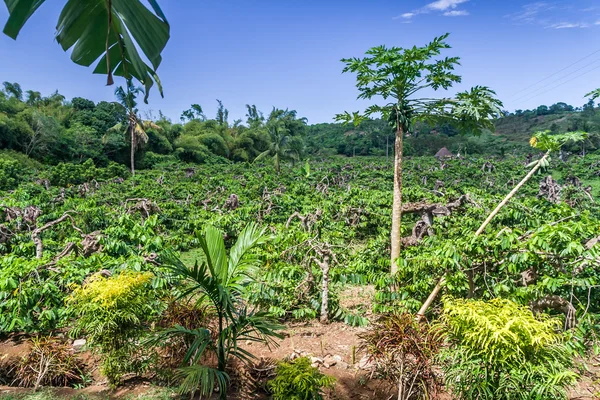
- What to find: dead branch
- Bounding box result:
[286,210,322,232]
[124,198,161,222]
[401,195,471,247]
[32,212,82,259]
[538,176,561,204]
[530,295,576,329]
[223,194,240,211]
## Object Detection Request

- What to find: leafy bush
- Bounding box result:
[0,159,21,190]
[267,357,336,400]
[140,151,178,169]
[67,270,157,385]
[438,298,577,400]
[359,313,441,399]
[47,159,96,186]
[46,159,128,186]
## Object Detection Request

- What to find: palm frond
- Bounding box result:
[176,365,229,397]
[198,226,228,280]
[254,149,272,163]
[228,223,269,284]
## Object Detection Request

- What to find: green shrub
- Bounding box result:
[140,151,178,169]
[46,160,128,186]
[67,271,157,386]
[0,159,21,190]
[47,159,96,186]
[438,298,577,400]
[267,357,335,400]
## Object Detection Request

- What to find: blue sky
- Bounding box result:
[0,0,599,123]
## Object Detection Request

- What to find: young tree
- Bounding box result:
[111,81,161,175]
[161,224,282,399]
[2,0,170,101]
[254,121,299,173]
[336,34,502,273]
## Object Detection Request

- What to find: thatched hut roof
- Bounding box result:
[435,147,453,159]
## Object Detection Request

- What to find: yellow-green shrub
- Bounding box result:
[67,271,156,386]
[438,298,577,400]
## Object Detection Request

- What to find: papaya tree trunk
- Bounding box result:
[390,124,404,274]
[474,150,550,236]
[416,151,551,319]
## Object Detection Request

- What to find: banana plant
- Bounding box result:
[2,0,170,102]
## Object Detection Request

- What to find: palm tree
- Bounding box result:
[111,81,162,175]
[161,223,282,399]
[254,122,298,173]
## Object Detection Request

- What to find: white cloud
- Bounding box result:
[550,22,589,29]
[395,0,470,21]
[426,0,469,12]
[443,10,469,16]
[507,2,553,23]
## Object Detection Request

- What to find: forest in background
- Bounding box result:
[1,81,600,176]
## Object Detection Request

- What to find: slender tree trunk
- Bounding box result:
[129,113,136,176]
[217,312,227,400]
[474,150,550,236]
[417,150,551,319]
[320,257,330,324]
[390,125,404,274]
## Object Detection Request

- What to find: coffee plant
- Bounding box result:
[0,150,598,393]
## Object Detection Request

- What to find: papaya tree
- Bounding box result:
[2,0,170,102]
[336,33,503,273]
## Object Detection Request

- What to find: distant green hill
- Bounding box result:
[305,106,600,158]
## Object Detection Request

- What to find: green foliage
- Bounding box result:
[67,271,157,385]
[530,130,588,152]
[45,159,128,186]
[438,298,577,400]
[336,34,502,134]
[159,224,283,398]
[3,0,170,101]
[0,158,21,190]
[267,357,336,400]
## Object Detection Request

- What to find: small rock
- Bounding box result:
[245,341,252,346]
[333,355,343,362]
[323,355,337,368]
[337,361,349,370]
[72,339,86,351]
[310,356,323,364]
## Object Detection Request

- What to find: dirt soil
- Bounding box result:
[1,322,599,399]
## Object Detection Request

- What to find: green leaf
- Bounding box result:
[2,0,46,39]
[3,0,170,102]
